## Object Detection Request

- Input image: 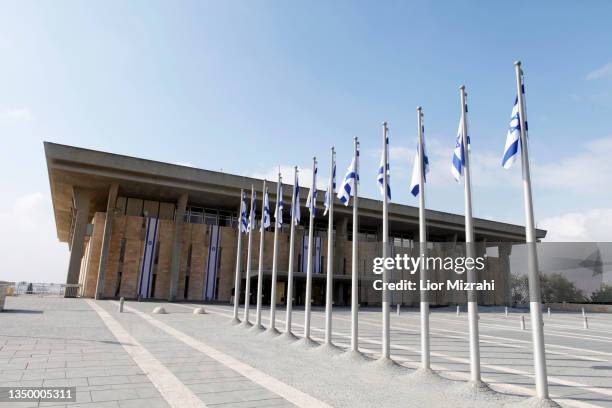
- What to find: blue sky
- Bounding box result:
[1,1,611,282]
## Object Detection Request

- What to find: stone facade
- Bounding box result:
[77,212,512,307]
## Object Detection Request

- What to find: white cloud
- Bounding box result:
[540,208,612,241]
[0,107,34,122]
[586,62,612,80]
[0,193,68,283]
[389,146,414,161]
[173,161,196,168]
[535,137,612,194]
[393,137,520,190]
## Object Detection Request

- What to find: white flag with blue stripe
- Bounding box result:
[337,149,358,206]
[451,115,471,182]
[410,126,429,197]
[262,186,271,229]
[239,191,248,233]
[248,191,257,231]
[323,159,336,216]
[291,174,300,225]
[275,180,283,228]
[306,163,318,216]
[502,75,528,169]
[502,96,522,169]
[377,134,391,200]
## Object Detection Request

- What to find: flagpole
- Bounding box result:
[241,185,255,327]
[350,137,360,354]
[381,122,391,361]
[303,157,317,343]
[324,147,335,346]
[231,189,244,324]
[282,167,299,340]
[515,61,549,400]
[254,179,266,331]
[267,172,282,335]
[417,107,430,370]
[460,85,482,383]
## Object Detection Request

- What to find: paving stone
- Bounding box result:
[117,397,170,408]
[88,375,131,386]
[91,388,141,402]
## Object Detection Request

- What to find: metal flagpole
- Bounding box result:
[303,157,317,343]
[324,147,335,345]
[267,172,282,334]
[231,189,244,323]
[281,167,299,340]
[417,107,430,370]
[350,137,360,354]
[514,61,549,399]
[381,122,391,361]
[460,85,482,383]
[254,179,266,330]
[241,185,255,327]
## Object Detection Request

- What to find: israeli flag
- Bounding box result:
[239,192,248,233]
[409,127,430,197]
[377,134,391,200]
[291,175,300,225]
[306,164,318,216]
[275,182,283,228]
[323,160,336,216]
[502,97,522,169]
[248,191,257,231]
[451,115,471,182]
[337,154,357,206]
[262,186,271,229]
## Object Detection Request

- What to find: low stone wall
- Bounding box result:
[546,302,612,313]
[0,282,8,311]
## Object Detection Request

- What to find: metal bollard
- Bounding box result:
[396,304,401,316]
[505,306,508,317]
[583,315,589,329]
[520,315,526,330]
[456,305,460,316]
[547,307,551,318]
[119,297,125,313]
[582,307,586,317]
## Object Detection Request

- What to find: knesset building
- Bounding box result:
[45,142,546,306]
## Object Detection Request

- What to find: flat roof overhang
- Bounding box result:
[44,142,546,244]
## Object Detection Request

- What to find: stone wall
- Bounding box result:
[77,213,514,306]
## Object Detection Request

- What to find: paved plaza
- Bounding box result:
[1,296,611,408]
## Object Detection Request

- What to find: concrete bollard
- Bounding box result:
[505,306,508,317]
[456,305,460,316]
[119,297,125,313]
[583,316,589,329]
[396,304,401,316]
[582,307,586,317]
[193,307,207,314]
[153,306,167,314]
[547,307,551,318]
[520,315,526,330]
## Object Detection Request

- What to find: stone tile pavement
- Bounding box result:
[0,296,168,408]
[0,296,299,408]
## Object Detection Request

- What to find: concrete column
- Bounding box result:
[169,192,188,301]
[65,188,91,297]
[94,183,119,300]
[499,243,513,306]
[334,216,348,275]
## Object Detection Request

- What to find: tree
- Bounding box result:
[511,272,585,305]
[540,273,585,304]
[591,284,612,304]
[511,273,529,305]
